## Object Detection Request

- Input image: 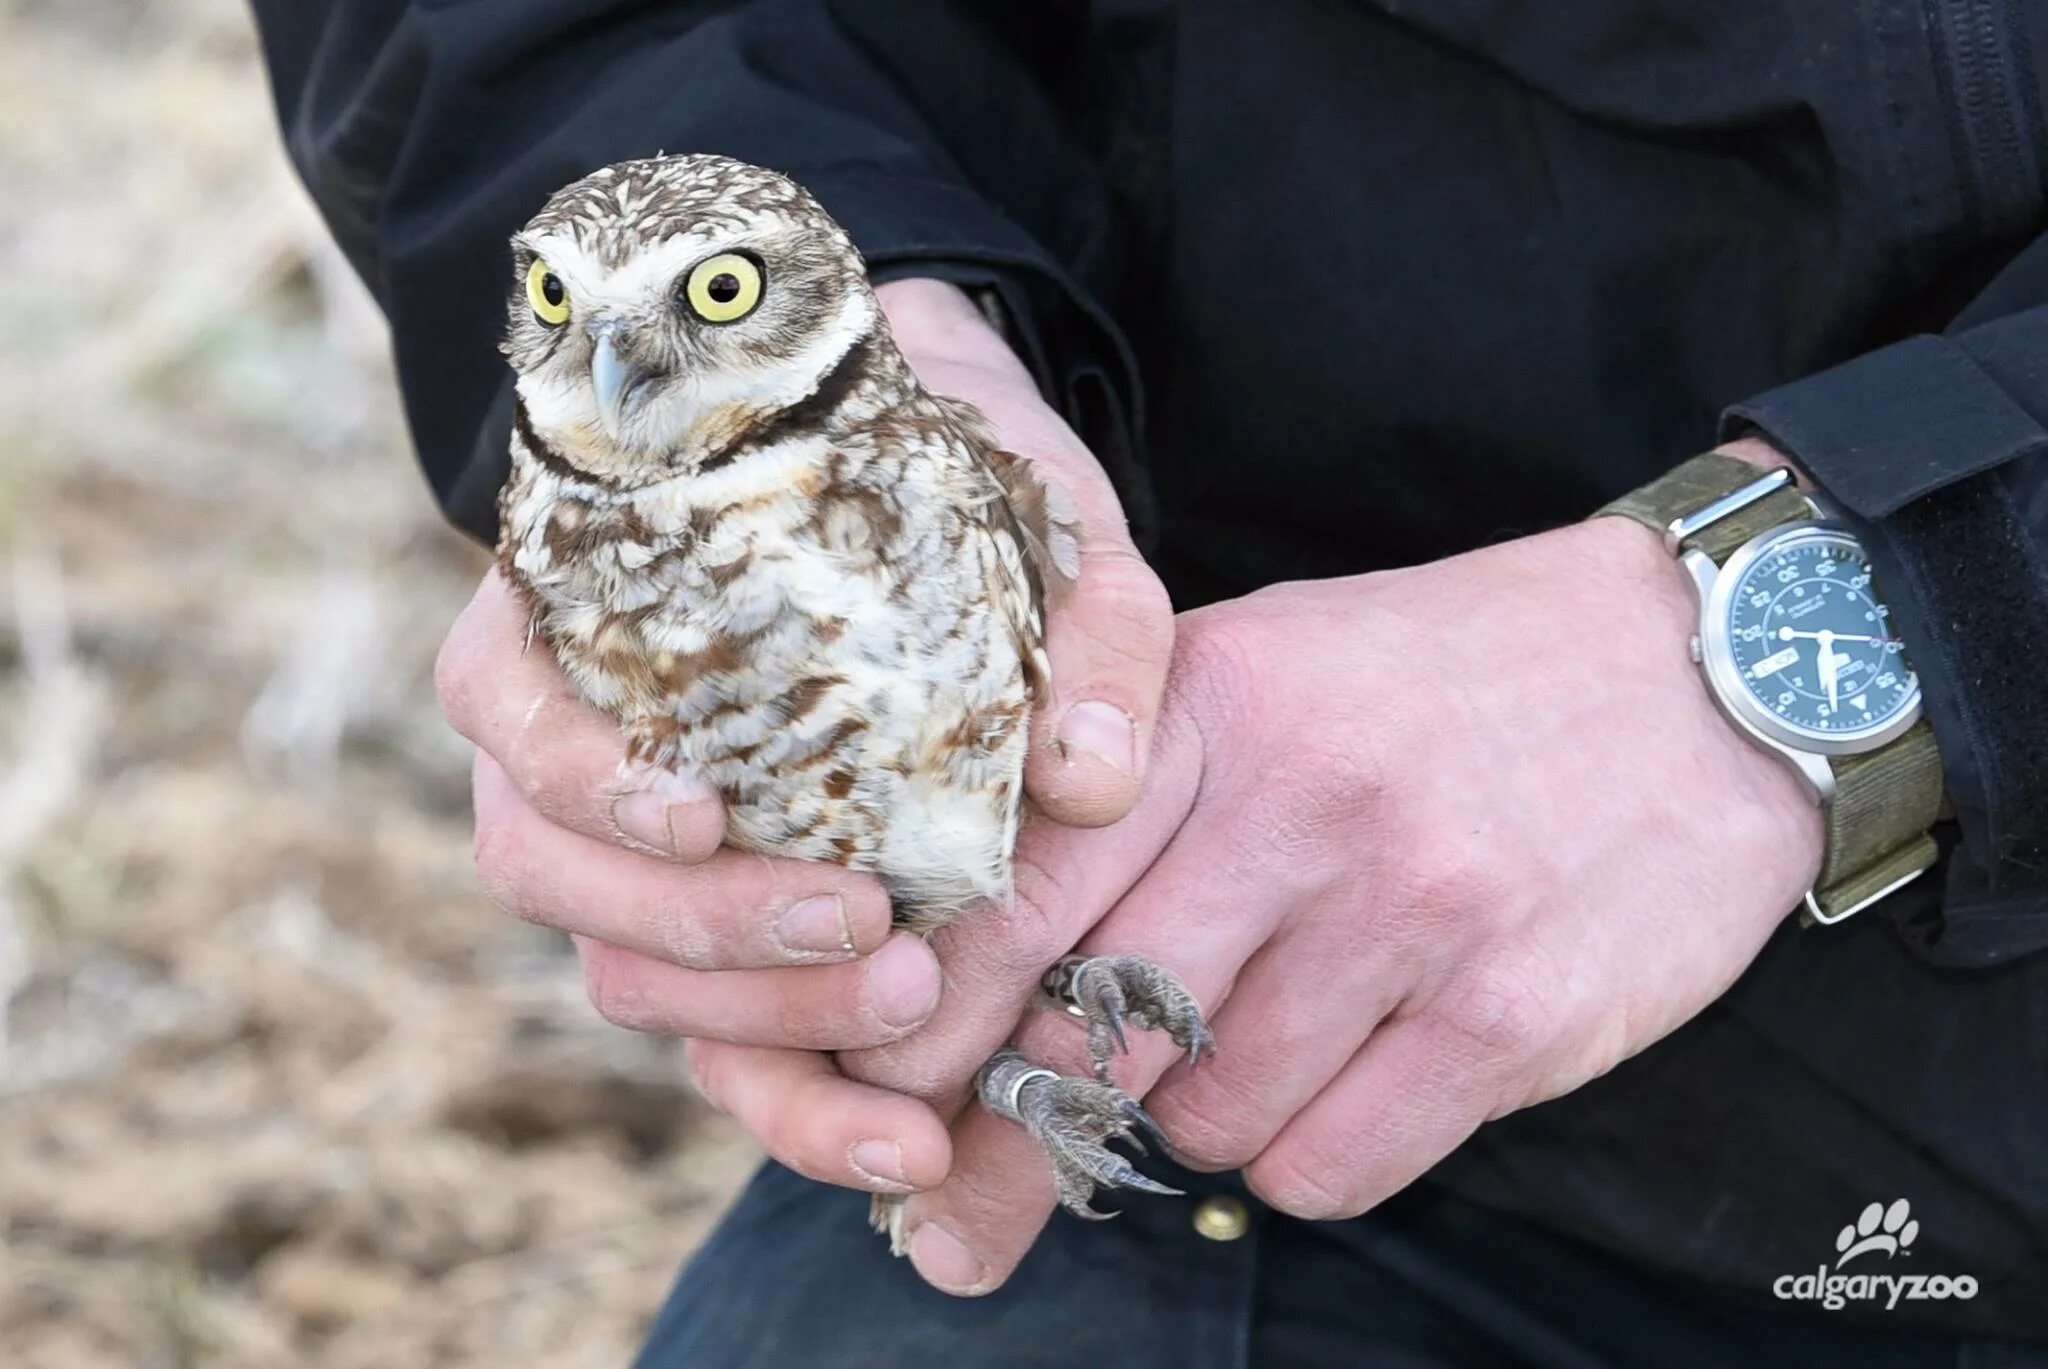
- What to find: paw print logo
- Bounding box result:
[1835,1199,1919,1268]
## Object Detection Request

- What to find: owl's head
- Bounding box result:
[503,154,877,481]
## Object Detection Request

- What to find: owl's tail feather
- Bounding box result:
[870,1192,911,1255]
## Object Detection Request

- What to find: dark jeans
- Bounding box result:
[636,1160,2047,1368]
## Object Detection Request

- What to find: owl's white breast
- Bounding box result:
[502,418,1035,921]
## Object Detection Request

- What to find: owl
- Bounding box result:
[495,155,1213,1248]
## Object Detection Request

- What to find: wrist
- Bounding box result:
[1568,516,1826,920]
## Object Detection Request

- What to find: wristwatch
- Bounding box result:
[1598,453,1943,925]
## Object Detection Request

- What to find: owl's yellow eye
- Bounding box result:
[683,253,764,323]
[526,259,571,325]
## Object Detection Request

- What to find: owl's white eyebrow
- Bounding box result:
[514,229,596,261]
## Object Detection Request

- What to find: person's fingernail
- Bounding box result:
[611,768,718,855]
[866,935,941,1029]
[910,1222,988,1294]
[1057,701,1135,775]
[777,894,852,956]
[849,1139,913,1191]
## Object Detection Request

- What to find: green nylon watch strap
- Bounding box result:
[1598,452,1817,560]
[1813,721,1942,920]
[1597,453,1944,924]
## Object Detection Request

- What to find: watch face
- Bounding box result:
[1716,526,1919,746]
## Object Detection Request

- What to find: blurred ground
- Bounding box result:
[0,2,758,1364]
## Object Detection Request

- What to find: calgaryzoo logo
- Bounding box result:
[1773,1199,1980,1311]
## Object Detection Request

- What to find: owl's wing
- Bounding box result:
[931,394,1082,701]
[931,394,1082,596]
[981,444,1082,598]
[984,456,1071,702]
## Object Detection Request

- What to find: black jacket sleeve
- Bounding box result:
[1708,0,2048,965]
[247,0,1143,541]
[1725,266,2048,967]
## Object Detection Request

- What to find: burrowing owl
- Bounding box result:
[494,154,1212,1247]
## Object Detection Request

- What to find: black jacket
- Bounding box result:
[253,0,2048,1334]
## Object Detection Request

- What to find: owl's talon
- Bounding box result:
[1121,1096,1175,1158]
[977,1049,1184,1218]
[1094,1152,1182,1198]
[1048,953,1215,1083]
[1097,989,1130,1055]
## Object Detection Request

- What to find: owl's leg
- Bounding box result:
[1042,953,1216,1083]
[977,1048,1183,1218]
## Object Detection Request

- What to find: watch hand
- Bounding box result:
[1777,628,1898,646]
[1818,632,1839,709]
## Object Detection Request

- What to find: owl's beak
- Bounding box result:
[587,322,658,437]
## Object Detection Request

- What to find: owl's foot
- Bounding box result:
[978,1048,1182,1219]
[1044,953,1216,1083]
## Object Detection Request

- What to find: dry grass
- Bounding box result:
[0,3,757,1364]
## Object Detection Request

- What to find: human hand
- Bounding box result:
[437,277,1175,1194]
[888,505,1824,1294]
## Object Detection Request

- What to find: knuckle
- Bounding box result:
[769,979,861,1050]
[433,610,486,734]
[837,1028,962,1100]
[505,715,579,820]
[783,1078,856,1167]
[1245,1144,1359,1221]
[934,1155,1034,1240]
[1388,839,1503,933]
[470,805,533,922]
[1051,551,1174,696]
[1292,729,1392,829]
[1226,742,1383,899]
[680,1040,728,1112]
[1164,612,1263,749]
[771,983,817,1046]
[1152,1086,1264,1171]
[581,941,664,1033]
[642,891,722,971]
[1432,958,1564,1062]
[1079,550,1174,657]
[902,1159,1049,1288]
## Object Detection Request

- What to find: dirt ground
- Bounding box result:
[0,2,760,1364]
